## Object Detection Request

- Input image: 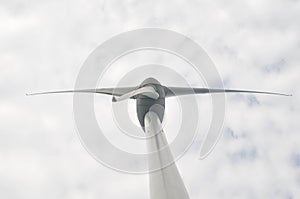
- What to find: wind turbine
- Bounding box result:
[27,77,291,199]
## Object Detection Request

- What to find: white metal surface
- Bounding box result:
[144,111,190,199]
[113,86,159,102]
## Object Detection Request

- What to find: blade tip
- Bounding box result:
[282,93,292,97]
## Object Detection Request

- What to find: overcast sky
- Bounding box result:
[0,0,299,198]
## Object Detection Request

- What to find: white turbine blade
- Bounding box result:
[145,111,190,199]
[26,87,137,97]
[112,86,159,102]
[165,87,292,97]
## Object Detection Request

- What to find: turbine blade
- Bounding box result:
[26,87,137,97]
[165,87,292,97]
[113,86,159,102]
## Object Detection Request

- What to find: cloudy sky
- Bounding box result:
[0,0,299,198]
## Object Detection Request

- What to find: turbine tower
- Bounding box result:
[27,77,290,199]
